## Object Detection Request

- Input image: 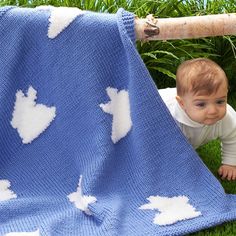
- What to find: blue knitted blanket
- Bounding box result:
[1,6,236,236]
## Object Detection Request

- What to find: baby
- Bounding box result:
[159,58,236,181]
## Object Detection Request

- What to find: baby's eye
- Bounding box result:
[216,100,226,105]
[195,102,206,108]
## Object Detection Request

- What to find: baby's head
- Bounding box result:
[176,58,228,125]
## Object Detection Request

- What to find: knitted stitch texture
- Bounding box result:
[0,6,236,236]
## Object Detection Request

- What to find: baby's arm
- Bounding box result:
[220,105,236,181]
[218,165,236,181]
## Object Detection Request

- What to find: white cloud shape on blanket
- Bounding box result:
[68,175,97,215]
[100,87,132,143]
[139,195,201,225]
[5,229,40,236]
[11,86,56,144]
[47,7,83,39]
[0,180,17,201]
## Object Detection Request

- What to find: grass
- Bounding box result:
[0,0,236,234]
[188,139,236,236]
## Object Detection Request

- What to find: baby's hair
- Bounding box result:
[176,58,228,96]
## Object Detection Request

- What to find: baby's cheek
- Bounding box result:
[188,110,205,123]
[220,108,227,119]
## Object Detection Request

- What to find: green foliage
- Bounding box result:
[135,0,236,94]
[0,0,236,234]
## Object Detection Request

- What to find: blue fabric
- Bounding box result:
[0,6,236,236]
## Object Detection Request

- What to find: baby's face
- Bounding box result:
[177,83,228,125]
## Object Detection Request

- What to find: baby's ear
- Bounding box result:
[176,95,185,109]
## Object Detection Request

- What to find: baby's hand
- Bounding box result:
[218,164,236,181]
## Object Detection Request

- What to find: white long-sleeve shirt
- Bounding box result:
[159,87,236,166]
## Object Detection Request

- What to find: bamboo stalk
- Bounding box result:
[135,13,236,41]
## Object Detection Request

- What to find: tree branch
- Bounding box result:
[135,13,236,41]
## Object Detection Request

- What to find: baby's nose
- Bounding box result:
[207,104,218,114]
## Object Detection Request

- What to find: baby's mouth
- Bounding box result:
[204,117,219,124]
[207,116,218,120]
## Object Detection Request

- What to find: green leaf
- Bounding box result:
[149,66,176,79]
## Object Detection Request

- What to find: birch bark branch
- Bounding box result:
[135,13,236,41]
